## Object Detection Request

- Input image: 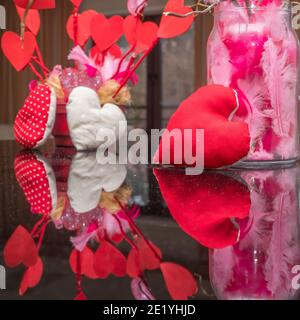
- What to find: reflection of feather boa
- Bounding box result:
[210,168,300,300]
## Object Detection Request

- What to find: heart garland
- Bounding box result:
[14,0,56,10]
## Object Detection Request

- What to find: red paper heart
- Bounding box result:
[1,31,36,71]
[154,169,251,248]
[94,241,126,278]
[66,10,98,46]
[19,258,43,296]
[124,16,158,53]
[160,262,198,300]
[16,6,40,36]
[4,225,38,268]
[154,85,250,168]
[69,247,98,279]
[14,0,56,10]
[70,0,82,7]
[91,15,124,52]
[158,0,194,39]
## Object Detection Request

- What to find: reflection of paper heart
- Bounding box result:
[154,168,250,249]
[14,84,56,148]
[14,151,57,215]
[67,86,126,151]
[70,0,82,7]
[16,6,40,36]
[14,0,56,9]
[154,85,250,168]
[91,15,124,52]
[67,152,127,213]
[1,31,36,71]
[158,0,194,39]
[66,10,98,46]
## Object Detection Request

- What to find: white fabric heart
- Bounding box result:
[66,86,127,151]
[67,152,127,213]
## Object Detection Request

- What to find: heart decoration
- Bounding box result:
[160,262,198,300]
[91,15,124,52]
[127,0,148,16]
[70,0,82,7]
[69,247,98,279]
[154,169,251,248]
[16,6,40,36]
[127,238,162,278]
[3,225,38,268]
[154,85,250,168]
[158,0,194,39]
[124,16,158,54]
[1,31,36,71]
[14,0,56,10]
[67,10,98,47]
[94,240,127,278]
[19,258,43,296]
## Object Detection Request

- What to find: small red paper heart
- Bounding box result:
[66,10,98,46]
[124,16,158,54]
[70,0,82,7]
[91,15,124,52]
[19,258,43,296]
[14,0,56,10]
[69,247,98,279]
[16,6,40,36]
[4,225,38,268]
[158,0,194,39]
[160,262,198,300]
[1,31,36,71]
[94,241,126,278]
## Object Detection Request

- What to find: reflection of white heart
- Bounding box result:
[67,152,127,213]
[67,86,127,151]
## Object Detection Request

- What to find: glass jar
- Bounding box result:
[207,0,299,167]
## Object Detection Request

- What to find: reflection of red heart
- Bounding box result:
[154,169,250,248]
[66,10,98,46]
[69,247,98,279]
[91,15,124,52]
[1,31,36,71]
[160,262,198,300]
[70,0,82,7]
[127,238,162,278]
[94,241,126,278]
[4,225,38,268]
[154,85,250,168]
[158,0,194,39]
[124,16,158,54]
[19,258,43,296]
[14,0,56,9]
[16,6,40,36]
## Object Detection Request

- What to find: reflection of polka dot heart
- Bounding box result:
[14,151,56,215]
[14,84,56,149]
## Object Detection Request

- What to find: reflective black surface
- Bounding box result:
[0,140,299,300]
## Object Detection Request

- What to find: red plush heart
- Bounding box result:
[124,16,158,54]
[154,85,250,168]
[91,15,124,52]
[3,225,38,268]
[14,151,54,215]
[70,0,82,7]
[1,31,36,71]
[127,238,162,278]
[94,241,126,278]
[154,169,251,248]
[16,6,40,36]
[67,10,98,46]
[19,257,43,296]
[14,0,55,10]
[69,247,98,279]
[160,262,198,300]
[158,0,194,39]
